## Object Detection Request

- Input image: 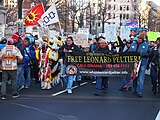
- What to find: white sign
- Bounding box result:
[120,26,131,40]
[98,33,106,38]
[25,26,33,34]
[104,24,117,42]
[38,3,59,27]
[69,34,89,47]
[49,30,59,39]
[0,25,5,40]
[78,28,89,35]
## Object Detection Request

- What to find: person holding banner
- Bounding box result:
[89,38,98,53]
[58,36,81,94]
[128,33,149,97]
[147,37,160,94]
[117,36,132,91]
[94,39,110,96]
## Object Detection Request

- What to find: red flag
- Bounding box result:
[25,3,45,26]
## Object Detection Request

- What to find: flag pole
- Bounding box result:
[51,2,63,37]
[58,21,63,36]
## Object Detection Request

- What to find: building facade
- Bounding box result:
[86,0,140,34]
[147,1,160,31]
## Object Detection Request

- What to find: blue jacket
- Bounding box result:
[24,45,35,67]
[129,41,149,65]
[0,44,6,51]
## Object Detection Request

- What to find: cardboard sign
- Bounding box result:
[70,34,89,47]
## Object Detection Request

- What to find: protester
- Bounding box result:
[38,37,52,89]
[19,37,35,90]
[27,36,37,82]
[12,33,25,91]
[128,33,149,97]
[34,39,41,83]
[0,37,7,51]
[0,38,7,84]
[58,36,81,94]
[118,39,132,91]
[94,39,110,96]
[0,38,23,99]
[147,37,160,94]
[89,38,98,52]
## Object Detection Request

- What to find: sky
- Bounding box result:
[146,0,160,6]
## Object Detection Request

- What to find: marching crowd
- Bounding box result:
[0,31,160,100]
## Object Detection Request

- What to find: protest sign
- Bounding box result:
[66,52,140,77]
[70,34,89,47]
[120,26,131,40]
[147,32,159,41]
[104,24,117,42]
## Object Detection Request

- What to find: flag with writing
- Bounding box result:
[38,3,59,27]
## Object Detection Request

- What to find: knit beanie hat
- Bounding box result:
[12,34,19,40]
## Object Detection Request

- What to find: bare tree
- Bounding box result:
[6,7,18,26]
[68,0,89,33]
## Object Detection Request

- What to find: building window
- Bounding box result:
[98,22,101,27]
[108,13,111,19]
[123,14,125,19]
[114,5,116,10]
[127,5,129,10]
[134,0,137,2]
[134,6,137,11]
[108,5,111,10]
[113,13,115,19]
[126,14,129,19]
[120,6,122,10]
[98,16,101,20]
[120,14,122,19]
[108,0,111,2]
[134,14,137,19]
[93,3,95,7]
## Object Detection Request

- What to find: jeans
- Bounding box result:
[150,64,157,91]
[96,76,108,93]
[136,63,147,94]
[62,64,67,83]
[24,66,31,87]
[17,64,25,89]
[66,75,76,90]
[120,76,132,88]
[62,64,76,90]
[1,70,17,95]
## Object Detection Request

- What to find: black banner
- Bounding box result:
[65,52,140,77]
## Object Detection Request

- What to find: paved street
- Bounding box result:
[0,76,160,120]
